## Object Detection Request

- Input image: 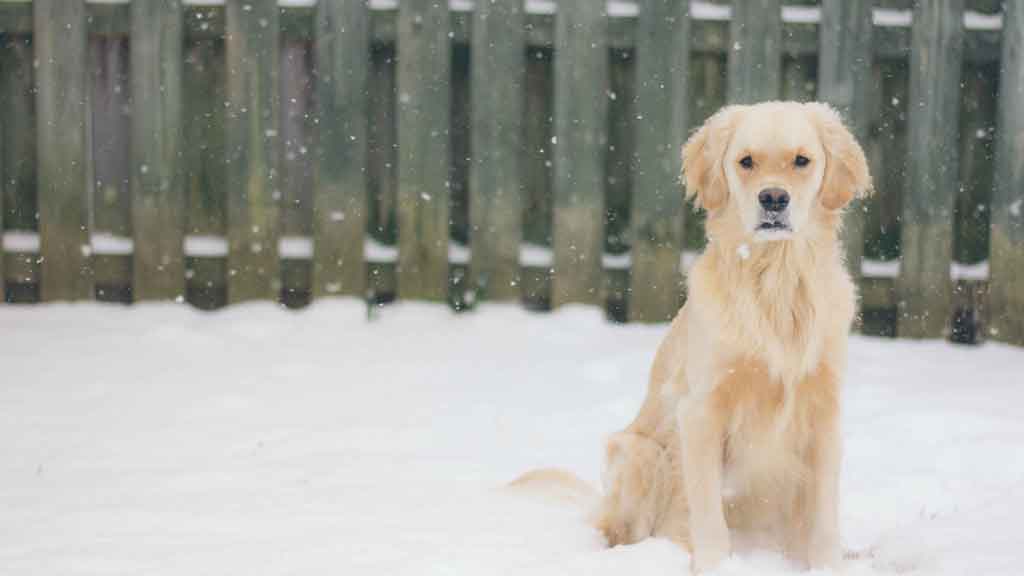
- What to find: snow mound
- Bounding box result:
[1,301,1022,574]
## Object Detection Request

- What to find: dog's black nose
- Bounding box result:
[758,188,790,213]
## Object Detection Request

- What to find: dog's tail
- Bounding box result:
[506,467,599,508]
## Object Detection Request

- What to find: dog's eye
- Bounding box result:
[739,156,754,170]
[794,155,810,168]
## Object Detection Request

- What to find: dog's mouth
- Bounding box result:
[754,213,793,240]
[757,221,791,231]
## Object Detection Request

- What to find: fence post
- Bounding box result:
[818,0,872,295]
[132,0,184,301]
[313,0,368,300]
[469,0,524,302]
[728,0,781,104]
[897,0,963,339]
[35,0,92,301]
[628,0,688,322]
[396,0,450,302]
[225,0,281,303]
[990,0,1024,345]
[552,0,607,307]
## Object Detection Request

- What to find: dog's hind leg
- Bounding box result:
[595,431,671,547]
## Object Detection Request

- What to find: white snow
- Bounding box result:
[861,259,992,281]
[278,235,314,260]
[736,243,751,261]
[184,235,229,258]
[519,242,554,268]
[1,302,1022,575]
[602,251,631,270]
[872,8,914,28]
[862,259,902,279]
[363,236,399,264]
[949,260,990,282]
[448,242,471,266]
[90,232,134,257]
[2,230,40,253]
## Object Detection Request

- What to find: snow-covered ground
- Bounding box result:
[1,301,1022,575]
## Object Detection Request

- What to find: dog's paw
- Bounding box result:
[690,528,730,573]
[807,532,842,570]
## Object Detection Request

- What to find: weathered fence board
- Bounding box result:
[89,34,132,303]
[183,35,228,310]
[280,38,314,308]
[35,0,92,301]
[131,0,184,301]
[728,0,782,103]
[521,46,554,309]
[818,0,873,288]
[366,44,398,303]
[396,0,449,302]
[468,0,524,303]
[1,32,37,301]
[990,0,1024,345]
[225,0,280,303]
[313,0,368,299]
[628,0,689,322]
[898,0,964,339]
[552,0,607,307]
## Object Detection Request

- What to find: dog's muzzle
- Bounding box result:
[757,187,792,233]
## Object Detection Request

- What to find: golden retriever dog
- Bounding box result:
[512,101,872,572]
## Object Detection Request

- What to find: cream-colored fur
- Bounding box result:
[513,102,872,573]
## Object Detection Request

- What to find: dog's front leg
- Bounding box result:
[805,396,842,569]
[678,397,729,572]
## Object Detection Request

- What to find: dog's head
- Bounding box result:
[682,102,872,243]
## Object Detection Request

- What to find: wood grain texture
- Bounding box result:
[132,0,184,301]
[469,0,524,302]
[897,0,964,338]
[551,0,607,307]
[628,0,689,322]
[313,0,368,299]
[990,0,1024,344]
[183,35,228,309]
[818,0,873,296]
[35,0,93,301]
[225,0,281,303]
[727,0,782,104]
[396,0,449,302]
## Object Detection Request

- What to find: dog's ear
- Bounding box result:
[804,102,873,211]
[681,106,744,212]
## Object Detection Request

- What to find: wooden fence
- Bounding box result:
[0,0,1021,346]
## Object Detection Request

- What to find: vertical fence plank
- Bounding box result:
[396,1,449,302]
[552,0,607,307]
[225,0,280,303]
[131,0,184,301]
[990,0,1024,345]
[818,0,873,298]
[183,34,228,309]
[520,46,554,309]
[728,0,781,104]
[314,0,368,299]
[280,39,314,308]
[366,44,398,303]
[91,34,132,303]
[628,0,688,322]
[898,0,963,338]
[35,0,92,301]
[1,32,38,301]
[469,0,523,302]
